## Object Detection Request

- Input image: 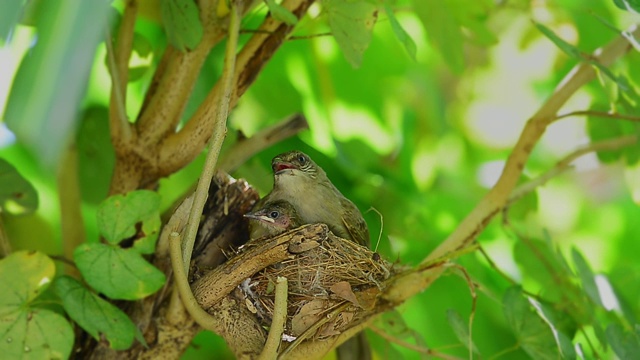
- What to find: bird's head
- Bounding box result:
[271,150,319,179]
[244,200,301,231]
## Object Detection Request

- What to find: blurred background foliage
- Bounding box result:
[1,0,640,358]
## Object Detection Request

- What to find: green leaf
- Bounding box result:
[265,0,298,25]
[586,115,624,163]
[384,3,416,61]
[0,251,73,359]
[534,22,583,59]
[503,286,576,360]
[0,158,39,214]
[322,0,378,68]
[0,250,55,311]
[160,0,204,52]
[52,276,137,350]
[0,0,25,42]
[535,22,631,93]
[606,323,640,359]
[74,243,166,300]
[77,106,115,205]
[414,0,465,73]
[446,309,480,355]
[571,248,603,307]
[513,238,575,300]
[0,308,74,360]
[613,0,640,13]
[3,0,112,167]
[97,190,161,251]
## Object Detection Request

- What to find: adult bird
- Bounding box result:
[245,200,302,239]
[258,150,370,247]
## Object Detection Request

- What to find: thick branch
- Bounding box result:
[382,24,640,304]
[158,0,315,176]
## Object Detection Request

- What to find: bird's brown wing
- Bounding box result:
[340,197,370,248]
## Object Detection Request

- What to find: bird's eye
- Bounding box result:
[269,211,279,218]
[298,155,306,164]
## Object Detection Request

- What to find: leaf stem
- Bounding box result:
[258,276,288,360]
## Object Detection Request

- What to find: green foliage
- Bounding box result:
[161,0,204,51]
[265,0,298,25]
[75,190,164,299]
[2,0,640,358]
[0,158,38,214]
[322,0,378,68]
[3,0,111,166]
[0,251,74,360]
[503,286,576,359]
[52,276,139,350]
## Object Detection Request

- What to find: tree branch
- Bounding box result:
[158,0,315,176]
[218,113,309,173]
[258,276,288,360]
[107,0,136,148]
[553,109,640,123]
[508,134,638,204]
[381,24,640,305]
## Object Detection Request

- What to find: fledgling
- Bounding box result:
[245,200,302,240]
[258,150,370,247]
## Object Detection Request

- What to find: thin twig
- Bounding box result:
[181,1,241,272]
[369,325,463,360]
[508,134,637,204]
[259,276,288,360]
[217,113,309,173]
[553,109,640,123]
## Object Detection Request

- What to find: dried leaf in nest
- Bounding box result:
[239,230,392,343]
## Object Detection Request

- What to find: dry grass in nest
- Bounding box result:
[238,232,392,341]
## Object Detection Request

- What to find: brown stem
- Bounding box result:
[508,134,638,204]
[57,145,85,277]
[553,109,640,123]
[108,0,137,150]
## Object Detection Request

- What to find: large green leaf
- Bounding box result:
[0,308,74,360]
[0,158,38,214]
[414,0,464,73]
[3,0,112,166]
[322,0,378,68]
[606,323,640,359]
[160,0,204,51]
[0,251,73,359]
[384,3,416,61]
[0,250,54,312]
[97,190,161,252]
[503,286,576,359]
[0,0,25,42]
[571,248,603,307]
[446,309,480,355]
[613,0,640,13]
[74,243,166,300]
[52,276,138,350]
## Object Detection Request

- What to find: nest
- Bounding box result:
[237,231,392,342]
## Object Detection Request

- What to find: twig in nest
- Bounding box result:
[259,276,289,360]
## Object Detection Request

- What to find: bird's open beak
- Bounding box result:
[272,161,297,174]
[243,213,276,223]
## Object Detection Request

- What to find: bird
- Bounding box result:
[244,200,302,239]
[258,150,370,247]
